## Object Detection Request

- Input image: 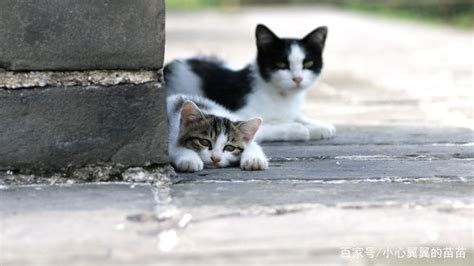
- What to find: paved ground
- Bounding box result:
[1,6,473,266]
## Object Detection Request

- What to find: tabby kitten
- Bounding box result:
[165,24,335,142]
[167,94,268,172]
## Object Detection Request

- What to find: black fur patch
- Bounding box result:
[256,39,294,81]
[187,58,254,111]
[300,39,324,74]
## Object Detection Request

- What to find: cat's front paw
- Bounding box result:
[286,123,311,141]
[306,122,336,140]
[175,156,204,173]
[241,155,268,171]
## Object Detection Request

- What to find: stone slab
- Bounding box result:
[170,178,473,209]
[0,0,165,70]
[3,179,470,215]
[2,207,471,265]
[267,125,474,146]
[1,182,472,266]
[178,159,474,181]
[262,144,474,160]
[0,183,155,214]
[0,83,168,171]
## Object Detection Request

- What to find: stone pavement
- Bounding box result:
[1,125,472,265]
[1,6,473,266]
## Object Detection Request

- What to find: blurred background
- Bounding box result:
[165,0,473,129]
[167,0,473,28]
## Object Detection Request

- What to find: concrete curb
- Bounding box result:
[0,0,168,179]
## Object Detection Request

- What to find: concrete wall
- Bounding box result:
[0,0,168,173]
[0,0,165,70]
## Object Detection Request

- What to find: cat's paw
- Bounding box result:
[257,122,310,142]
[282,123,310,141]
[305,122,336,140]
[174,156,204,173]
[241,155,268,171]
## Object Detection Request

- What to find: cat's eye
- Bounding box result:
[224,145,236,152]
[303,60,314,68]
[198,139,211,147]
[275,62,287,69]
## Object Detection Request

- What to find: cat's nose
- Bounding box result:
[292,76,303,85]
[211,155,221,164]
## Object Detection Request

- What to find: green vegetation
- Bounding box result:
[166,0,233,9]
[342,0,473,28]
[166,0,473,28]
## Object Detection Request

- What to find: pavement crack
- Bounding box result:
[177,176,471,184]
[269,154,474,162]
[190,204,320,223]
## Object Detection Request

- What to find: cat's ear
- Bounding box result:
[237,118,262,144]
[303,26,328,50]
[256,24,280,48]
[180,101,205,129]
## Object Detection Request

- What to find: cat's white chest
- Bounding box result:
[237,87,304,123]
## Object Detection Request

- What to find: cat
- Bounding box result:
[165,24,335,142]
[167,94,268,172]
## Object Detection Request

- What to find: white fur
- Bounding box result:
[295,115,336,139]
[254,122,310,142]
[236,69,305,123]
[167,94,268,172]
[238,60,335,142]
[166,60,203,97]
[241,142,268,170]
[171,146,203,172]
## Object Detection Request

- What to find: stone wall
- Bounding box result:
[0,0,168,174]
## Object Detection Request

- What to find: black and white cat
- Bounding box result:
[165,24,335,142]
